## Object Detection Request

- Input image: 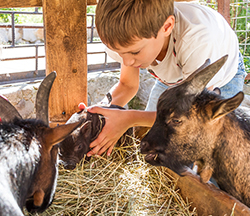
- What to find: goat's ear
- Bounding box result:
[211,92,244,120]
[213,87,221,95]
[185,55,228,95]
[80,121,92,139]
[43,120,84,150]
[0,96,22,122]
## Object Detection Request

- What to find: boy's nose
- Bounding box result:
[123,57,135,67]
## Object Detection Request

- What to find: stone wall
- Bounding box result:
[0,69,155,119]
[1,69,250,120]
[0,80,40,119]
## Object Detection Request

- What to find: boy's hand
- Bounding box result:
[86,106,130,157]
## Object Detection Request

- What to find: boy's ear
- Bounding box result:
[162,15,175,36]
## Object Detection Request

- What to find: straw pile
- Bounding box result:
[31,137,197,216]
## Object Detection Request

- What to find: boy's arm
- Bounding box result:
[86,64,152,157]
[101,63,140,106]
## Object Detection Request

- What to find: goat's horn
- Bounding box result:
[185,55,228,95]
[0,96,22,122]
[36,71,57,126]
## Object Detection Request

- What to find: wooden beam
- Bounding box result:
[0,0,96,8]
[43,0,88,123]
[87,0,97,5]
[0,0,41,8]
[218,0,230,24]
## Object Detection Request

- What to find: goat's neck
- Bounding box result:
[217,113,249,147]
[212,114,250,201]
[0,188,24,216]
[0,135,40,208]
[212,112,250,174]
[193,113,248,170]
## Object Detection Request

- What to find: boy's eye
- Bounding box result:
[131,51,140,55]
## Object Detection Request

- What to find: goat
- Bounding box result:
[140,55,250,207]
[58,93,134,170]
[0,72,84,215]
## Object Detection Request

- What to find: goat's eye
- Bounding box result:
[171,119,182,124]
[165,118,182,125]
[74,145,82,151]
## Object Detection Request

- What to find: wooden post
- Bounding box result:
[218,0,231,24]
[43,0,88,125]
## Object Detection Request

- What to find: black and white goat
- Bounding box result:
[0,72,83,215]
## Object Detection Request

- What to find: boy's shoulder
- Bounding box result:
[174,1,211,10]
[174,2,220,18]
[173,1,231,40]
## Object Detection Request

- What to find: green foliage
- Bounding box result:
[244,57,250,72]
[0,8,43,24]
[0,8,19,23]
[230,0,250,72]
[200,0,250,72]
[87,5,96,26]
[87,5,96,14]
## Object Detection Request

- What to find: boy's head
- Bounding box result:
[95,0,174,49]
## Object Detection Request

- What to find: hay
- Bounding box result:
[31,137,197,216]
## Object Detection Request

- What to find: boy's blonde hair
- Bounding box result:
[95,0,174,49]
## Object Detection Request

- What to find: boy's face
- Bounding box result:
[107,30,169,69]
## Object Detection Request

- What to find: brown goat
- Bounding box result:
[0,72,84,215]
[141,55,250,207]
[58,99,134,170]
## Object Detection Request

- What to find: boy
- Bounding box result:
[85,0,246,157]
